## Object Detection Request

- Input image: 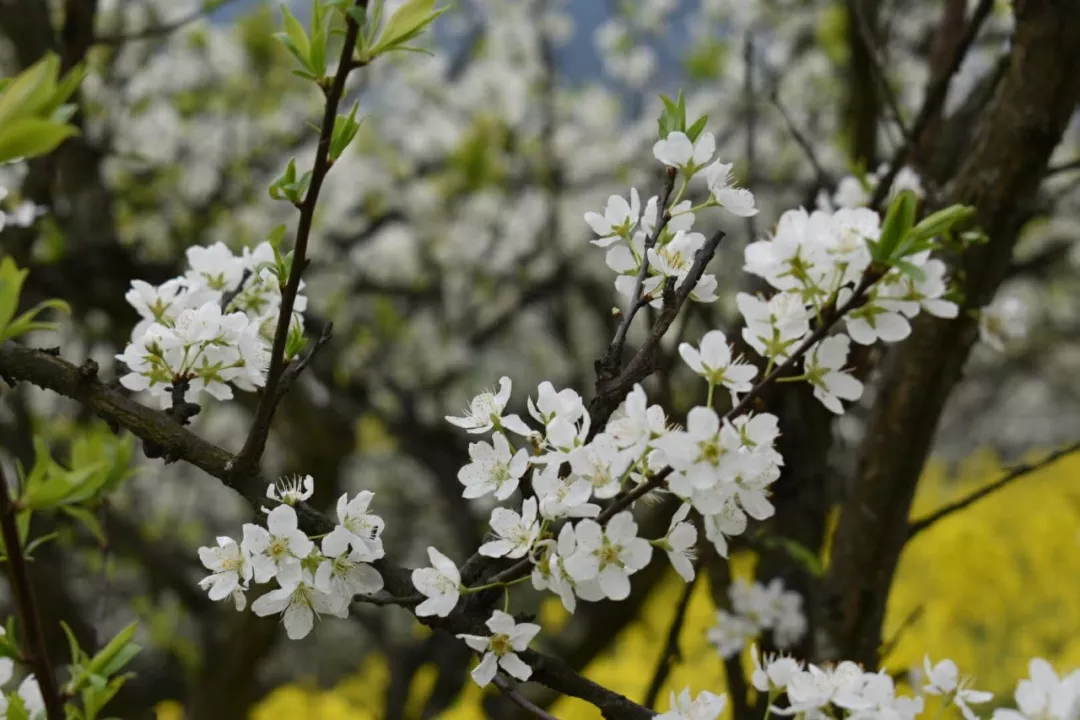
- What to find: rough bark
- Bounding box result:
[819,0,1080,666]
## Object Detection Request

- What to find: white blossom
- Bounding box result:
[412,547,461,618]
[564,512,653,601]
[679,330,758,396]
[242,505,314,584]
[445,376,534,436]
[653,131,715,170]
[458,433,530,500]
[924,656,994,720]
[656,688,728,720]
[198,536,252,610]
[266,474,314,505]
[251,568,345,640]
[457,610,541,687]
[803,334,864,414]
[480,498,541,559]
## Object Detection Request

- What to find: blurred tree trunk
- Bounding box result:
[818,0,1080,667]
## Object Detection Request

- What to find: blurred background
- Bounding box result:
[1,0,1079,717]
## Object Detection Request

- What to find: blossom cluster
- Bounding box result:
[707,578,807,659]
[587,130,758,308]
[198,476,384,640]
[117,241,307,407]
[652,652,1080,720]
[180,108,1036,705]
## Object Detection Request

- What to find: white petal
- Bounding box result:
[499,652,534,682]
[471,652,499,687]
[283,603,314,640]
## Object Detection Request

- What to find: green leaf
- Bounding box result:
[23,531,59,559]
[87,622,139,678]
[764,535,825,577]
[685,114,708,142]
[308,0,329,76]
[1,297,71,343]
[0,256,30,331]
[60,505,107,545]
[905,203,975,246]
[40,63,87,118]
[61,620,88,666]
[0,118,78,164]
[369,0,447,57]
[0,54,59,128]
[276,4,312,71]
[893,258,927,283]
[875,189,918,263]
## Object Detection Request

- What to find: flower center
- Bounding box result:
[490,633,512,656]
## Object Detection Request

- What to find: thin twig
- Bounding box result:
[724,268,881,422]
[603,168,678,371]
[220,269,252,312]
[232,1,367,476]
[743,32,758,242]
[0,343,656,720]
[273,321,335,405]
[848,0,912,142]
[870,0,994,208]
[878,604,924,662]
[643,544,710,709]
[907,440,1080,539]
[769,88,832,190]
[0,465,64,720]
[1046,158,1080,178]
[93,0,242,44]
[493,675,559,720]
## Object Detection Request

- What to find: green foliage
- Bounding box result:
[0,257,71,344]
[268,157,312,205]
[329,101,365,162]
[657,89,708,143]
[0,53,85,164]
[866,191,976,281]
[61,621,142,720]
[351,0,449,63]
[19,429,135,513]
[683,38,727,82]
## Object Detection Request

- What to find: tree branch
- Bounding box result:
[598,168,678,381]
[0,340,655,719]
[493,675,559,720]
[906,440,1080,539]
[590,230,726,430]
[93,0,242,45]
[642,563,704,709]
[870,0,994,208]
[231,0,367,476]
[0,465,64,720]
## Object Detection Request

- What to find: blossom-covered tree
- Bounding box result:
[1,0,1080,718]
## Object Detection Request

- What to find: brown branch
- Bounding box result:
[493,675,559,720]
[600,168,678,376]
[907,440,1080,539]
[642,560,705,709]
[232,1,367,476]
[724,268,881,422]
[590,230,727,430]
[0,341,654,719]
[848,0,911,142]
[822,0,1080,666]
[768,87,832,190]
[1046,158,1080,177]
[0,465,64,719]
[93,0,242,44]
[870,0,994,208]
